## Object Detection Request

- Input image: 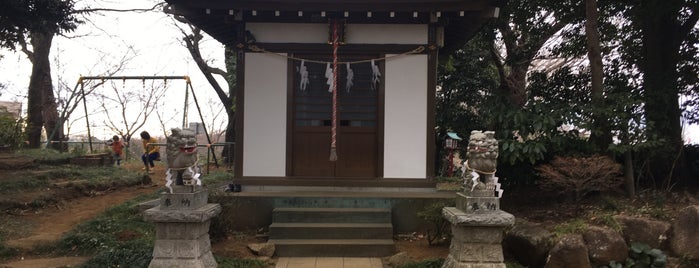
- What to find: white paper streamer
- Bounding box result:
[325,63,335,92]
[298,60,309,91]
[371,60,381,90]
[165,168,173,193]
[470,171,479,192]
[345,62,354,92]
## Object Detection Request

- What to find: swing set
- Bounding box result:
[66,75,218,164]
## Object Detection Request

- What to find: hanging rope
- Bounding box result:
[247,44,425,64]
[329,19,339,161]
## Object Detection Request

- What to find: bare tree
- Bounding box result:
[98,79,167,155]
[10,1,164,148]
[173,20,236,163]
[47,47,134,149]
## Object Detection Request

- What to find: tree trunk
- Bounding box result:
[221,110,235,163]
[624,150,635,197]
[497,63,529,108]
[220,46,237,163]
[26,31,56,148]
[636,1,685,181]
[585,0,612,151]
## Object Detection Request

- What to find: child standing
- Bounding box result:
[110,135,125,166]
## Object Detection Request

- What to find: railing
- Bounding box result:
[145,142,235,174]
[39,140,234,174]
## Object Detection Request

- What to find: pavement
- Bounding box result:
[274,257,384,268]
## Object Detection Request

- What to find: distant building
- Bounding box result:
[0,101,22,120]
[189,122,205,135]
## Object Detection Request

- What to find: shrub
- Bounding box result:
[416,201,454,246]
[602,242,667,268]
[536,155,623,202]
[0,113,23,150]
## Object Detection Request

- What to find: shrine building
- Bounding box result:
[163,0,501,188]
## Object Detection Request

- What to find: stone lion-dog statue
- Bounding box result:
[165,128,201,192]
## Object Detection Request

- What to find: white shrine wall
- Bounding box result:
[383,54,428,179]
[242,53,288,177]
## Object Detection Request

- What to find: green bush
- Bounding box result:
[0,113,24,150]
[602,242,667,268]
[416,201,454,246]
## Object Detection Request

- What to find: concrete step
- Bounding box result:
[273,196,393,208]
[269,222,393,239]
[269,239,396,257]
[272,207,391,223]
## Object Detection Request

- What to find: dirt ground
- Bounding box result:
[0,161,450,268]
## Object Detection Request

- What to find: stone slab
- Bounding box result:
[442,255,507,268]
[159,189,209,210]
[455,192,500,212]
[442,207,514,227]
[144,203,221,223]
[155,221,211,240]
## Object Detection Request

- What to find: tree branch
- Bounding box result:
[75,3,164,15]
[677,3,699,41]
[18,37,33,62]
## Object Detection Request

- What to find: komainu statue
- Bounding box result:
[462,130,502,196]
[165,128,201,192]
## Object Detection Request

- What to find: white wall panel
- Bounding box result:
[247,23,327,43]
[346,24,427,44]
[383,55,428,178]
[243,53,287,177]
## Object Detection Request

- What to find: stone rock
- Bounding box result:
[614,215,670,249]
[670,205,699,260]
[386,252,411,267]
[582,225,628,266]
[503,219,554,267]
[248,242,276,257]
[544,234,591,268]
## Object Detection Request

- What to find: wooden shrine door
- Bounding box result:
[291,55,380,178]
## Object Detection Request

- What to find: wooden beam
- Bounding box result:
[167,0,492,12]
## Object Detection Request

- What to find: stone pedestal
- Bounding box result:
[144,186,221,268]
[442,192,515,268]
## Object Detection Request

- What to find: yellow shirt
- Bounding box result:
[142,137,159,154]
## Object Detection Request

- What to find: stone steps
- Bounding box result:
[269,222,394,239]
[269,207,396,257]
[267,239,396,257]
[273,207,391,223]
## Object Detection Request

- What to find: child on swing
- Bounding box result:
[140,131,160,173]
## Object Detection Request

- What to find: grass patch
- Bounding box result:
[397,258,445,268]
[552,218,587,239]
[52,192,160,257]
[0,165,146,194]
[38,180,264,267]
[13,148,74,165]
[216,256,267,268]
[201,171,235,186]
